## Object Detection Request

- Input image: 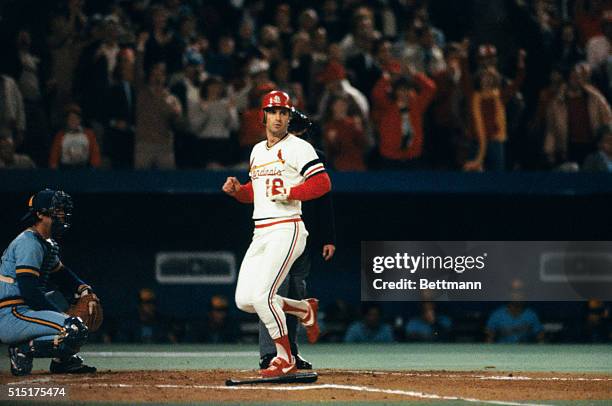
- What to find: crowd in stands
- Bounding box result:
[95,289,610,344]
[2,0,612,172]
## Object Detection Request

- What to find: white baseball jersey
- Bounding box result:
[249,134,325,220]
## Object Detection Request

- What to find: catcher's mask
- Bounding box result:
[21,189,73,237]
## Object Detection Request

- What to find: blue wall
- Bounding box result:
[1,170,610,337]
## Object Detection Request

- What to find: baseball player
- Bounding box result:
[259,109,336,370]
[223,90,332,377]
[0,189,97,375]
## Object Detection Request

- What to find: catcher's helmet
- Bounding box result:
[21,189,73,236]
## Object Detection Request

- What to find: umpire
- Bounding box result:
[258,109,336,370]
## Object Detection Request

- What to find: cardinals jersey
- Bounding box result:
[249,134,325,220]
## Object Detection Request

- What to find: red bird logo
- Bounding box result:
[277,150,285,164]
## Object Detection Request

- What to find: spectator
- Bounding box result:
[273,3,294,54]
[322,299,356,342]
[345,24,381,99]
[238,83,273,162]
[189,295,239,343]
[339,6,380,62]
[49,104,101,169]
[206,35,238,81]
[583,123,612,171]
[403,25,447,76]
[486,301,544,343]
[257,25,283,64]
[429,42,468,169]
[463,49,526,171]
[322,95,367,171]
[232,58,273,113]
[586,12,612,69]
[170,49,207,168]
[13,29,50,167]
[405,302,452,342]
[0,127,35,169]
[344,304,394,343]
[75,15,120,125]
[46,6,86,128]
[132,288,168,343]
[106,49,137,168]
[191,77,239,168]
[544,63,612,167]
[315,61,369,124]
[582,299,610,342]
[166,13,199,75]
[574,0,609,46]
[320,0,344,42]
[134,32,182,169]
[553,22,586,73]
[393,17,423,71]
[144,5,173,73]
[0,73,26,146]
[371,70,437,169]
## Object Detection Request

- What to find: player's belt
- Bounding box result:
[254,216,302,229]
[0,296,25,309]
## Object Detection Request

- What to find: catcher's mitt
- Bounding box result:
[67,288,103,332]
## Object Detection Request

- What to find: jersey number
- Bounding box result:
[266,178,284,196]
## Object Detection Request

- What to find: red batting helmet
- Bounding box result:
[261,90,292,110]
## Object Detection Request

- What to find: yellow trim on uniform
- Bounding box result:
[0,274,16,284]
[0,298,25,309]
[12,307,63,331]
[16,268,40,277]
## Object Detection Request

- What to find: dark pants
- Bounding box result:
[258,248,310,357]
[106,127,135,169]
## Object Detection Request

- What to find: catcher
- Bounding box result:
[0,189,102,376]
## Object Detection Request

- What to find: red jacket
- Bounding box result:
[371,73,436,160]
[49,128,101,169]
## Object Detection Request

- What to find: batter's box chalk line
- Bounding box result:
[341,370,612,382]
[6,378,552,406]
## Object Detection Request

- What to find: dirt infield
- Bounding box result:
[2,369,612,403]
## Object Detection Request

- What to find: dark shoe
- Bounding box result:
[259,353,275,370]
[50,355,96,374]
[295,354,313,370]
[8,345,33,376]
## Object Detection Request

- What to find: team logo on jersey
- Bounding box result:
[277,150,285,164]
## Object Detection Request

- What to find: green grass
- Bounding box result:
[2,343,612,373]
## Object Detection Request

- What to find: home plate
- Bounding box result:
[225,372,318,386]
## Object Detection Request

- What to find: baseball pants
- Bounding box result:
[258,248,310,356]
[0,305,68,346]
[235,219,307,340]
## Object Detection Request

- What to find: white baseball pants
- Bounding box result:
[235,218,307,339]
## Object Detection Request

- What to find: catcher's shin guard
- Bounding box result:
[30,317,89,358]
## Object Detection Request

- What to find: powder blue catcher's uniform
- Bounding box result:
[4,188,95,376]
[0,230,71,345]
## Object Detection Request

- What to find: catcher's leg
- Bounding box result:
[1,305,66,376]
[2,306,95,375]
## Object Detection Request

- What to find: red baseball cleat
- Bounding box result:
[301,298,320,344]
[260,356,296,377]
